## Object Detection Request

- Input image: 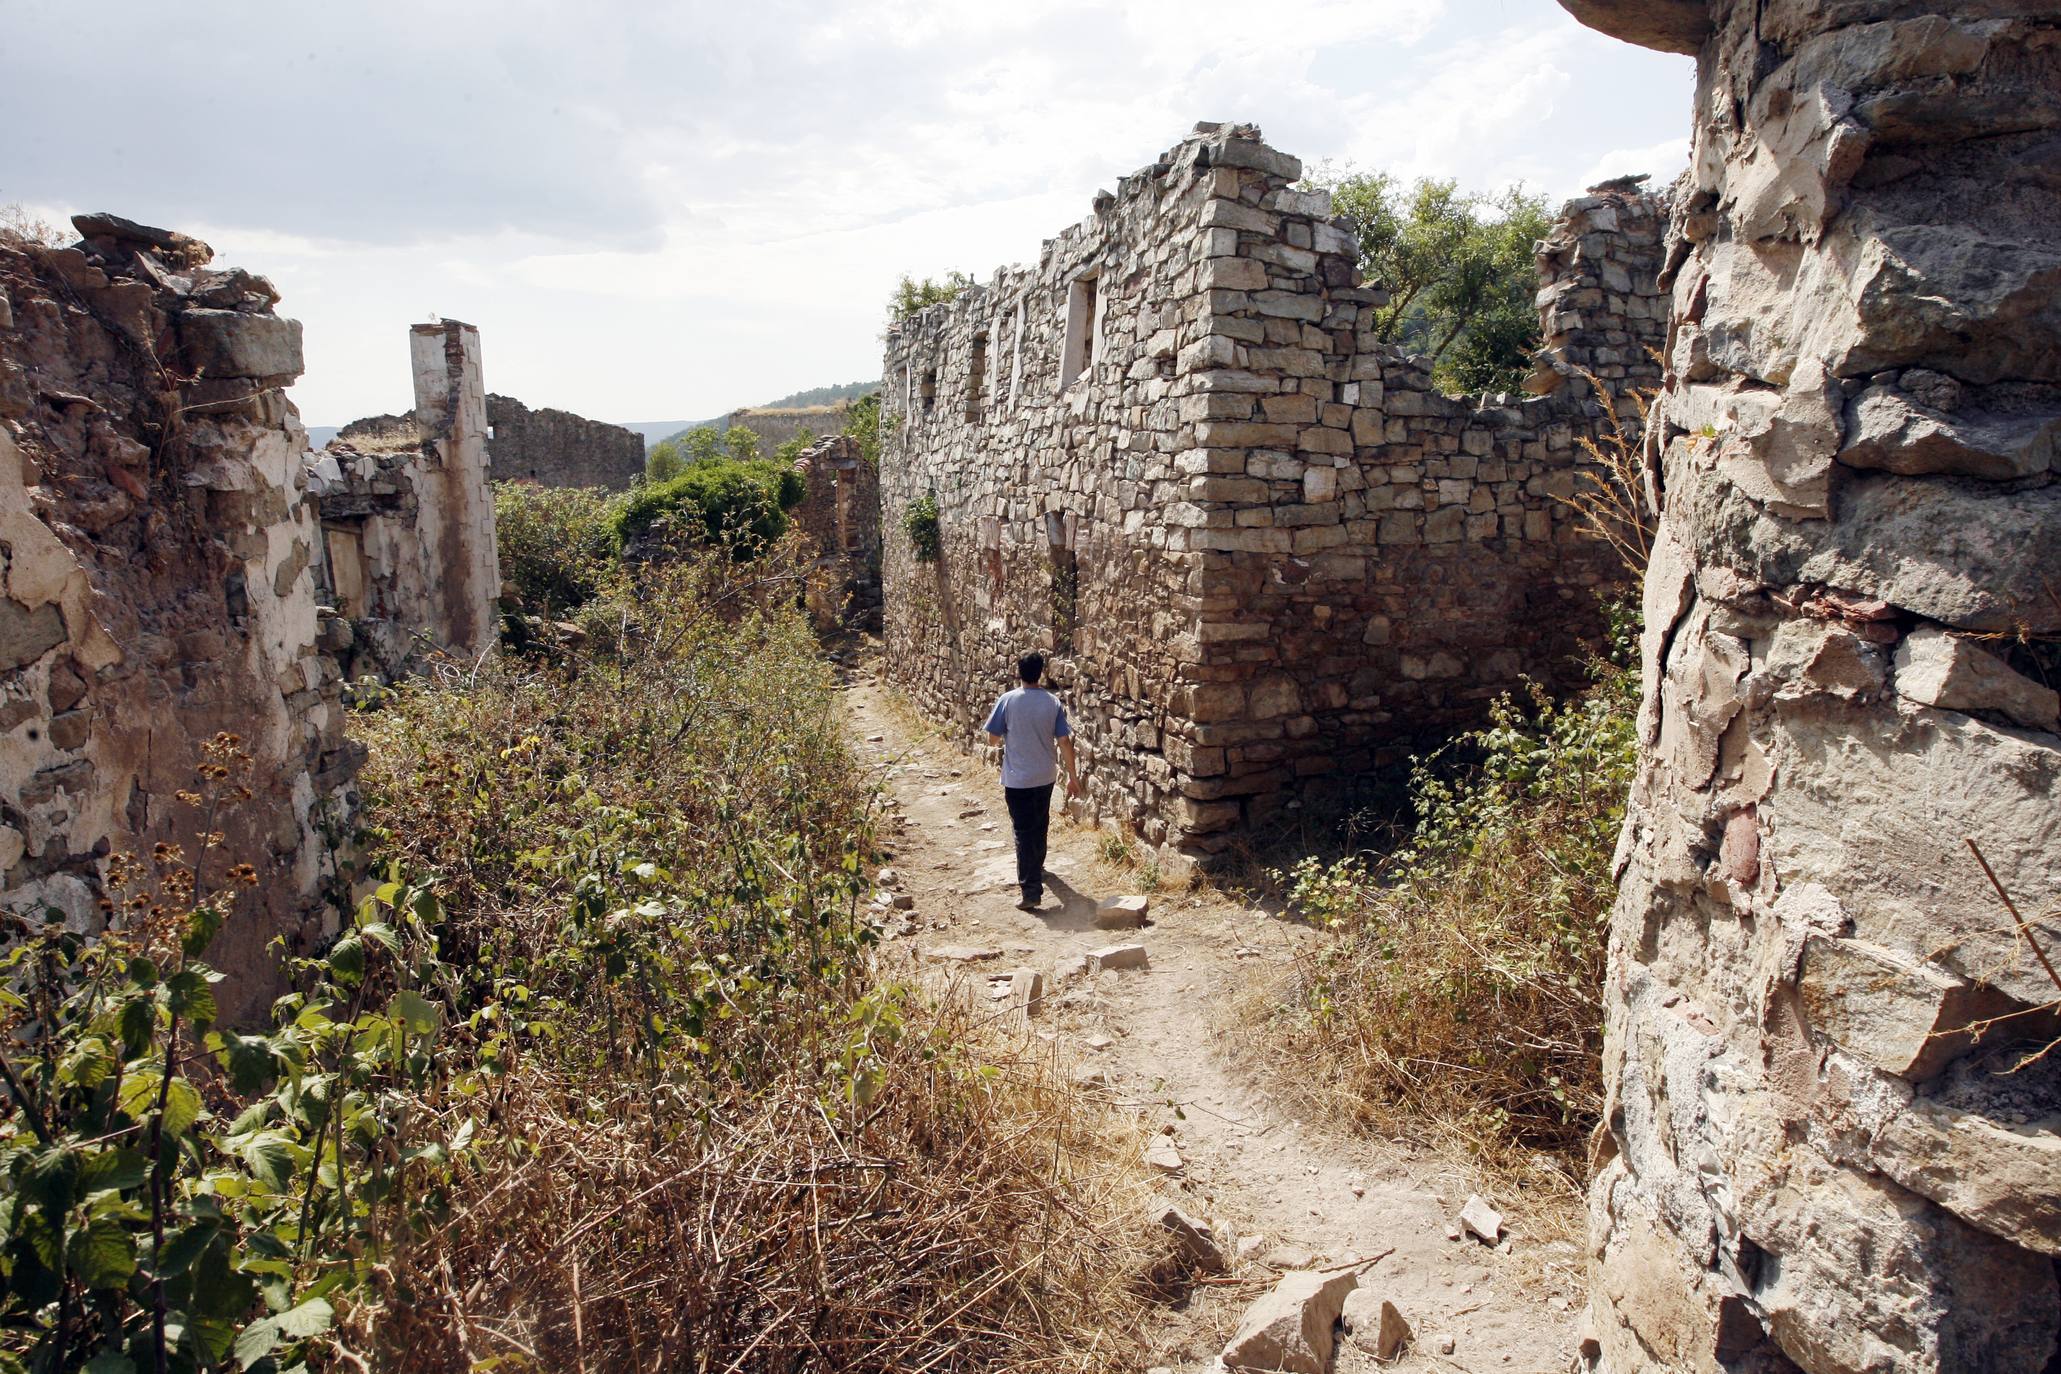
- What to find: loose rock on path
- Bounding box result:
[843,676,1583,1372]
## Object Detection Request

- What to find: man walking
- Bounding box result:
[983,653,1083,912]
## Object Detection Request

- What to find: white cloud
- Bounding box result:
[3,0,1692,425]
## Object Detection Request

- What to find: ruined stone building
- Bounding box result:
[1559,3,2061,1373]
[307,322,502,681]
[485,392,645,490]
[0,216,358,1023]
[789,432,882,632]
[1,217,508,1021]
[728,402,850,453]
[878,123,1665,868]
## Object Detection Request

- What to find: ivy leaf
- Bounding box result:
[326,935,365,986]
[388,990,440,1037]
[166,969,218,1028]
[215,1031,284,1095]
[66,1216,139,1289]
[232,1297,334,1370]
[22,1145,82,1214]
[157,1220,222,1278]
[233,1131,302,1193]
[117,1073,205,1137]
[117,995,157,1053]
[78,1148,148,1194]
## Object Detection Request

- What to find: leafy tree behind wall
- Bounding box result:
[1318,170,1553,396]
[887,271,974,324]
[646,424,764,482]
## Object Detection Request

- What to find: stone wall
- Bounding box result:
[728,404,847,453]
[790,433,881,632]
[879,123,1664,864]
[307,322,502,679]
[1560,4,2061,1373]
[485,392,644,490]
[0,215,356,1024]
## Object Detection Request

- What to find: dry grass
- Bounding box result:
[338,554,1166,1371]
[1249,665,1638,1183]
[1559,366,1657,578]
[341,998,1157,1374]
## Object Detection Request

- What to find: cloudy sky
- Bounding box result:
[4,0,1691,428]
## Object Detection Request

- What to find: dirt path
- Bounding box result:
[842,676,1585,1374]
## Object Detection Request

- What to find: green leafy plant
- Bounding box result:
[0,735,466,1373]
[610,458,805,560]
[903,493,941,564]
[492,481,624,615]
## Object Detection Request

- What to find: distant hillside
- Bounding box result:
[760,380,879,410]
[654,380,880,449]
[617,420,708,449]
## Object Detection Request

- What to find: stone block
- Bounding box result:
[1798,936,2000,1080]
[177,309,304,380]
[1222,1268,1357,1374]
[1894,626,2059,732]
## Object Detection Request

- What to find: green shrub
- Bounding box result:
[609,458,805,559]
[903,493,941,563]
[493,481,623,614]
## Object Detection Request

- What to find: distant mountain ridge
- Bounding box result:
[650,380,880,450]
[312,381,881,453]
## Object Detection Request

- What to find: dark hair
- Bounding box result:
[1017,652,1044,684]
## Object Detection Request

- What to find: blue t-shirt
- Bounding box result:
[984,686,1072,789]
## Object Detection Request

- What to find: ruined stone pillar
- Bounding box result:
[408,320,500,660]
[1558,3,2061,1371]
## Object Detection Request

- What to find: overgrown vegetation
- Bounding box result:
[1310,168,1552,395]
[0,739,465,1373]
[492,483,622,614]
[1261,380,1657,1173]
[841,391,887,469]
[3,539,1155,1371]
[904,492,942,563]
[1265,636,1637,1169]
[645,422,763,483]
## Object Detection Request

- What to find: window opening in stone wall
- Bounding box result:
[1045,510,1077,654]
[1060,273,1099,390]
[966,331,988,421]
[920,368,937,416]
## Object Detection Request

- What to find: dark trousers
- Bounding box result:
[1004,784,1054,900]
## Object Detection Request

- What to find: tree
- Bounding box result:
[840,392,887,469]
[645,439,687,483]
[1318,170,1553,395]
[650,425,763,481]
[888,271,974,324]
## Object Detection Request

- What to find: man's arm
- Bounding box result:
[1060,735,1082,797]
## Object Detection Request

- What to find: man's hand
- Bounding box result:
[1067,772,1085,800]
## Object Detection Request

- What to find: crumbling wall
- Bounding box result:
[0,215,355,1023]
[880,124,1664,862]
[485,392,644,490]
[790,433,881,632]
[307,322,501,678]
[1559,4,2061,1372]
